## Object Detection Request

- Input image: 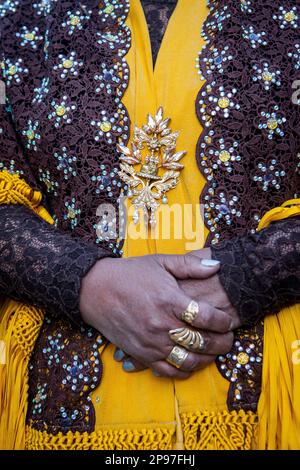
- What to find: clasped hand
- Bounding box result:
[80,248,241,379]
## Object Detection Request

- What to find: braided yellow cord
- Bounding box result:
[181,410,258,450]
[0,170,53,223]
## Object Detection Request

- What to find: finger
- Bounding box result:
[164,346,217,373]
[114,348,127,362]
[169,329,234,355]
[172,295,232,333]
[151,361,191,379]
[159,252,220,280]
[122,357,147,373]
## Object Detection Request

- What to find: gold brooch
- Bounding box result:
[117,107,186,227]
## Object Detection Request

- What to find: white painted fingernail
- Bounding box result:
[201,259,220,267]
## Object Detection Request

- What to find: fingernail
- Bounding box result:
[123,360,135,372]
[201,259,220,267]
[114,348,125,362]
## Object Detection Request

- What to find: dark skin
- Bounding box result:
[80,248,240,378]
[112,248,241,375]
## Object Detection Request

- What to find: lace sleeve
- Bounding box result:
[211,217,300,327]
[0,204,113,324]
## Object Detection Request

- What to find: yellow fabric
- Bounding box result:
[0,170,53,450]
[1,0,300,451]
[257,199,300,450]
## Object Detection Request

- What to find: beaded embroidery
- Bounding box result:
[196,0,300,411]
[27,314,105,434]
[1,0,131,434]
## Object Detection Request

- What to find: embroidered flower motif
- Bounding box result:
[33,0,56,17]
[242,26,267,48]
[96,29,126,51]
[53,52,83,79]
[31,383,47,416]
[273,6,299,30]
[48,96,76,128]
[39,169,59,195]
[203,5,231,37]
[0,0,19,17]
[98,0,124,21]
[252,62,281,91]
[203,190,242,244]
[16,26,43,49]
[64,198,81,229]
[259,106,286,140]
[91,165,121,198]
[240,0,253,14]
[197,45,233,78]
[253,159,286,191]
[0,158,24,176]
[212,192,241,226]
[41,332,65,367]
[94,214,118,243]
[3,58,28,85]
[32,77,50,104]
[200,135,242,174]
[62,8,92,35]
[91,110,123,144]
[22,119,41,151]
[217,329,263,408]
[288,43,300,70]
[94,59,128,95]
[54,147,77,179]
[61,338,103,392]
[218,339,262,383]
[199,84,240,124]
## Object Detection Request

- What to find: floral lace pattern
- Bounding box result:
[196,0,300,411]
[0,204,112,324]
[141,0,177,66]
[27,313,105,434]
[0,0,131,434]
[196,0,300,246]
[212,217,300,328]
[1,0,131,254]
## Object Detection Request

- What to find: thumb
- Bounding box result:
[159,252,220,280]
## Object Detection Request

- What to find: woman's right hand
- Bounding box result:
[80,253,234,378]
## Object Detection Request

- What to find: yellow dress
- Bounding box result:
[1,0,300,450]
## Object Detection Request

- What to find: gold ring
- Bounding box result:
[166,346,189,369]
[182,300,199,325]
[169,327,205,352]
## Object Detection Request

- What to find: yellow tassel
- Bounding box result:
[181,410,258,450]
[0,171,52,450]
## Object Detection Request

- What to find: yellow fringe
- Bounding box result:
[25,425,175,450]
[25,411,258,450]
[0,171,52,450]
[181,410,258,450]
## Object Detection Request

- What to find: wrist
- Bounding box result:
[79,257,113,328]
